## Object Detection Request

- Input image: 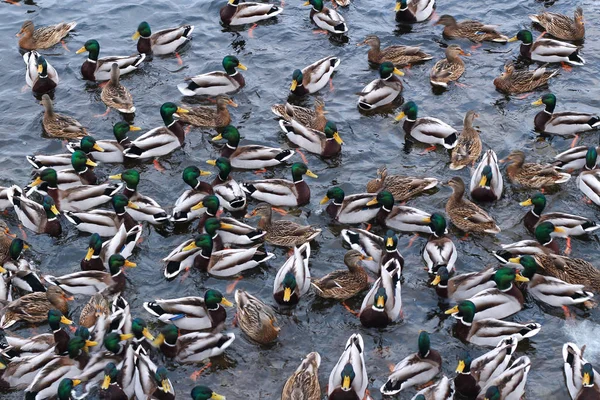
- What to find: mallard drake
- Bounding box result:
[76,39,145,81]
[471,150,503,202]
[41,94,87,139]
[26,153,72,171]
[123,103,189,159]
[532,94,599,136]
[192,386,227,400]
[247,203,321,247]
[206,157,246,211]
[129,317,155,351]
[436,15,508,43]
[0,187,11,211]
[395,101,458,149]
[213,125,294,169]
[450,111,481,170]
[99,223,143,268]
[359,258,402,328]
[394,0,435,22]
[563,343,600,400]
[312,250,369,300]
[381,331,441,395]
[273,243,311,306]
[526,252,600,292]
[412,376,455,400]
[328,334,368,400]
[320,187,380,224]
[493,239,555,266]
[179,96,237,128]
[272,99,327,131]
[2,240,45,294]
[493,62,558,95]
[282,352,321,400]
[0,285,71,329]
[357,62,404,111]
[530,7,585,41]
[366,166,438,202]
[197,216,265,251]
[23,51,58,94]
[7,187,61,236]
[280,119,342,157]
[32,151,99,190]
[433,266,497,301]
[304,0,347,34]
[509,30,584,65]
[446,300,541,347]
[477,356,531,400]
[143,289,232,331]
[67,123,140,164]
[424,223,457,275]
[358,34,433,67]
[234,289,279,344]
[341,228,384,273]
[504,150,570,188]
[153,324,235,363]
[101,63,135,114]
[109,169,168,224]
[178,55,246,96]
[133,21,194,55]
[430,45,469,88]
[16,20,77,50]
[133,350,175,400]
[446,177,500,234]
[171,167,213,223]
[577,147,600,205]
[97,362,128,399]
[290,56,340,96]
[220,0,283,26]
[63,194,139,236]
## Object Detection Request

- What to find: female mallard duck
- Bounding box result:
[280,119,342,158]
[67,123,140,164]
[206,157,246,211]
[109,169,168,224]
[290,56,340,96]
[178,96,237,128]
[101,63,135,114]
[424,217,457,274]
[76,39,145,82]
[23,51,58,94]
[394,0,435,22]
[509,30,584,65]
[272,99,328,131]
[320,187,380,224]
[0,285,71,329]
[435,15,508,43]
[41,94,87,139]
[7,187,61,236]
[220,0,283,26]
[357,62,404,111]
[532,93,600,136]
[477,357,531,400]
[450,111,481,170]
[247,202,321,247]
[143,289,232,331]
[530,7,585,41]
[78,292,110,328]
[177,55,246,96]
[312,250,369,300]
[192,386,227,400]
[123,103,189,159]
[33,151,99,190]
[358,34,433,67]
[328,334,368,400]
[16,20,77,50]
[273,243,311,306]
[366,166,438,202]
[282,352,321,400]
[304,0,347,34]
[133,351,175,400]
[63,194,139,236]
[359,259,402,328]
[234,289,279,344]
[171,167,213,223]
[430,45,469,88]
[381,331,441,395]
[470,150,503,202]
[432,266,498,301]
[133,21,194,55]
[213,125,294,169]
[242,162,318,207]
[395,101,458,149]
[446,177,501,234]
[563,343,600,400]
[153,324,235,363]
[505,150,570,188]
[493,62,558,95]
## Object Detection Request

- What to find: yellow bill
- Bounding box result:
[176,107,189,114]
[320,195,330,205]
[109,174,122,180]
[431,275,441,286]
[143,327,155,341]
[85,247,95,261]
[366,198,378,206]
[129,125,142,131]
[132,31,141,40]
[507,36,518,42]
[445,305,459,315]
[191,201,205,211]
[152,333,165,347]
[479,175,487,187]
[37,64,43,74]
[212,134,223,141]
[60,315,73,325]
[290,80,298,91]
[102,375,111,389]
[283,287,292,302]
[394,111,406,121]
[51,205,60,216]
[342,375,351,389]
[393,68,405,76]
[531,98,544,106]
[306,170,318,178]
[221,298,233,307]
[206,159,217,166]
[456,360,465,373]
[515,273,529,283]
[220,222,235,230]
[85,159,98,167]
[394,2,401,11]
[386,237,394,247]
[183,242,198,252]
[127,201,140,210]
[30,177,44,187]
[120,333,134,340]
[124,260,137,268]
[333,132,344,145]
[211,393,226,400]
[93,143,105,152]
[376,295,385,308]
[76,46,87,54]
[519,199,532,207]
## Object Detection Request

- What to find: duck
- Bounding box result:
[0,285,71,329]
[553,145,600,172]
[143,289,233,331]
[152,324,235,363]
[532,93,599,136]
[192,386,227,400]
[328,334,368,400]
[412,376,455,400]
[357,62,404,111]
[26,153,73,171]
[282,352,321,400]
[7,187,61,236]
[492,238,556,266]
[435,15,508,43]
[133,21,194,55]
[273,243,311,306]
[320,187,380,224]
[97,362,128,400]
[505,150,571,189]
[41,94,87,139]
[358,34,433,67]
[0,221,14,262]
[524,252,600,292]
[101,63,135,114]
[563,343,600,400]
[16,20,77,50]
[23,51,58,94]
[470,150,503,202]
[432,266,498,301]
[477,356,531,400]
[234,289,280,344]
[381,331,441,395]
[170,167,213,223]
[304,0,347,34]
[312,250,369,300]
[359,258,402,328]
[206,157,246,211]
[493,62,558,95]
[178,55,246,96]
[280,119,342,157]
[67,123,140,164]
[578,151,600,207]
[220,0,283,26]
[78,292,110,328]
[178,96,237,128]
[272,99,328,131]
[341,228,385,273]
[394,0,435,22]
[213,125,295,169]
[446,177,501,234]
[423,220,457,274]
[529,7,585,41]
[290,56,340,96]
[63,194,139,236]
[99,222,143,268]
[395,101,458,149]
[133,350,175,400]
[197,216,265,250]
[247,203,321,247]
[32,151,99,190]
[509,30,584,65]
[366,166,438,202]
[1,239,45,294]
[109,169,169,224]
[450,111,481,170]
[430,45,469,88]
[76,39,145,81]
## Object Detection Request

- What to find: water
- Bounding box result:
[1,0,600,398]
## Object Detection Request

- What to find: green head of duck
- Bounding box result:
[306,0,324,12]
[432,266,449,286]
[113,122,140,142]
[135,21,152,38]
[456,352,473,373]
[379,61,404,79]
[192,195,220,215]
[182,166,211,189]
[479,165,494,188]
[104,331,133,353]
[324,121,343,144]
[340,363,356,390]
[155,324,179,347]
[520,193,546,216]
[483,385,501,400]
[110,169,140,191]
[33,168,58,188]
[373,287,388,310]
[418,331,431,357]
[511,255,539,280]
[8,238,27,261]
[132,317,155,341]
[222,55,246,75]
[493,267,529,290]
[207,157,232,181]
[160,102,188,127]
[396,101,418,121]
[57,378,81,400]
[102,362,120,389]
[384,230,398,251]
[184,233,214,252]
[585,146,598,170]
[76,39,100,59]
[583,363,595,387]
[511,29,533,44]
[215,125,240,146]
[155,366,172,393]
[36,55,49,77]
[112,193,138,214]
[47,309,72,330]
[282,272,298,302]
[71,150,96,173]
[42,195,60,219]
[86,233,103,260]
[107,254,136,275]
[205,288,233,309]
[79,136,104,153]
[534,221,563,245]
[450,300,477,324]
[291,69,303,91]
[429,213,447,237]
[322,187,345,204]
[375,190,395,211]
[67,336,88,358]
[291,162,318,182]
[191,386,226,400]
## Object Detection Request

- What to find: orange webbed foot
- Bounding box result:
[226,276,243,294]
[175,52,183,66]
[342,302,359,317]
[248,24,258,38]
[153,159,166,172]
[93,108,111,118]
[61,40,70,52]
[189,362,212,381]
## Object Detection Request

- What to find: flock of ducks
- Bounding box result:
[1,0,600,399]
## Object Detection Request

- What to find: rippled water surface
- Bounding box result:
[1,0,600,398]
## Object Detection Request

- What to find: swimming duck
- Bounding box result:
[7,187,61,237]
[530,7,585,41]
[280,119,342,157]
[532,93,600,136]
[312,250,369,300]
[436,15,508,43]
[273,243,311,306]
[133,350,175,400]
[220,0,283,26]
[509,30,584,65]
[206,157,246,211]
[423,218,457,274]
[328,333,368,400]
[577,147,600,206]
[76,39,145,81]
[234,289,280,344]
[430,45,469,88]
[63,194,139,236]
[16,20,77,50]
[0,187,11,211]
[272,99,328,131]
[41,94,87,139]
[133,21,194,55]
[0,285,71,329]
[395,101,458,149]
[179,96,237,128]
[23,51,58,95]
[290,56,340,96]
[493,238,556,266]
[213,125,294,169]
[446,177,500,234]
[432,266,497,301]
[477,356,531,400]
[320,187,380,224]
[450,111,481,170]
[394,0,435,22]
[198,216,265,249]
[413,376,455,400]
[282,352,321,400]
[109,169,168,224]
[153,324,235,363]
[304,0,347,34]
[357,62,404,111]
[366,166,438,202]
[67,123,140,164]
[101,63,135,114]
[99,222,143,268]
[358,34,433,67]
[32,151,98,190]
[563,343,600,400]
[170,167,213,223]
[247,203,321,246]
[192,386,227,400]
[504,150,570,189]
[178,55,246,96]
[470,150,503,202]
[525,252,600,292]
[78,292,110,328]
[97,362,127,400]
[493,62,558,95]
[341,228,384,273]
[359,258,402,328]
[26,153,73,171]
[1,239,45,294]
